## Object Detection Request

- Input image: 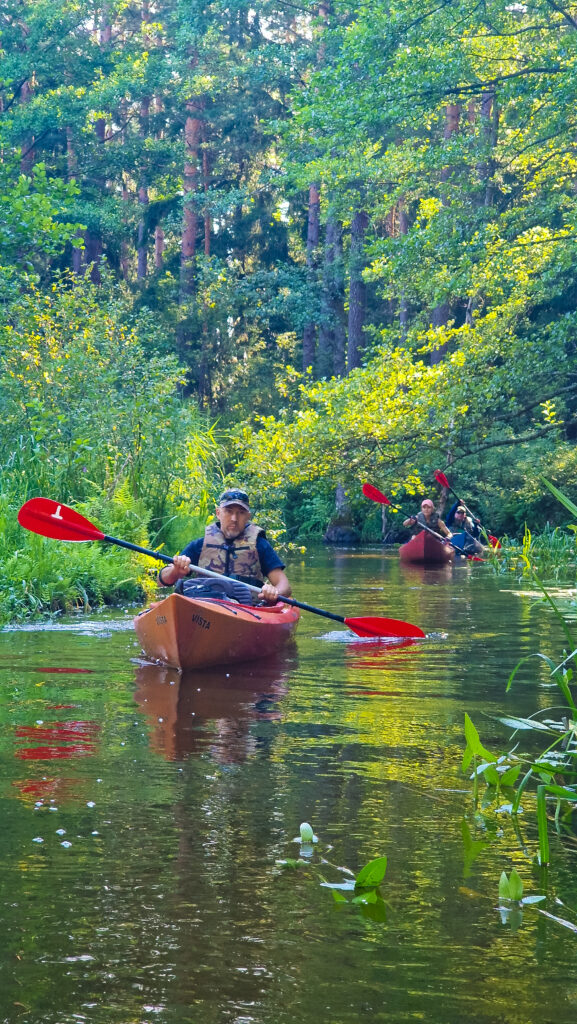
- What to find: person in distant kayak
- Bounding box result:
[445,503,484,555]
[403,498,453,539]
[157,488,291,605]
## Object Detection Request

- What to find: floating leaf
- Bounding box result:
[496,716,553,733]
[355,856,387,889]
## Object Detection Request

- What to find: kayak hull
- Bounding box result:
[134,592,300,670]
[399,530,454,565]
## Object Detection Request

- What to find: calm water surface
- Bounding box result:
[1,548,577,1024]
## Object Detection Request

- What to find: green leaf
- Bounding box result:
[499,765,521,787]
[332,891,348,904]
[481,763,501,787]
[499,872,511,899]
[355,856,387,889]
[537,786,550,866]
[521,895,546,905]
[464,713,497,764]
[541,477,577,519]
[352,890,378,905]
[508,868,524,901]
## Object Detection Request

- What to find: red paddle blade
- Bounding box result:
[18,498,105,542]
[344,616,426,639]
[362,482,391,505]
[434,469,450,489]
[488,535,501,549]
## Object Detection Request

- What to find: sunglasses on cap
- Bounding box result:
[218,489,250,510]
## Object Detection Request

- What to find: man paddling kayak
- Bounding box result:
[157,488,292,605]
[445,503,484,555]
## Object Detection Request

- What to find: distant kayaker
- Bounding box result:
[403,498,453,539]
[157,488,291,605]
[445,503,484,555]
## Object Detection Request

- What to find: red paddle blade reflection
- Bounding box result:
[14,720,100,760]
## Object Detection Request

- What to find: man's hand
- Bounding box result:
[172,554,191,578]
[259,582,279,604]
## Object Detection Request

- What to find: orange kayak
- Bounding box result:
[134,592,300,670]
[399,529,454,565]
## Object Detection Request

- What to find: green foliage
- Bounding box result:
[0,274,226,621]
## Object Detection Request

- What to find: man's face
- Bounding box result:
[217,503,251,538]
[454,511,465,523]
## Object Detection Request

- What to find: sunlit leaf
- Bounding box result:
[355,856,387,889]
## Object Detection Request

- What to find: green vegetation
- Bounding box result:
[3,1,577,616]
[462,487,577,873]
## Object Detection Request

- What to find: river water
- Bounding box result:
[1,548,576,1024]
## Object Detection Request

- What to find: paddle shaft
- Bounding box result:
[94,535,372,627]
[17,498,425,637]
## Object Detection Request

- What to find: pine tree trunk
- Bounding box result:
[203,141,211,256]
[431,103,461,365]
[155,226,165,268]
[398,200,409,337]
[136,87,150,280]
[180,102,201,299]
[347,209,369,372]
[318,211,346,377]
[302,182,320,372]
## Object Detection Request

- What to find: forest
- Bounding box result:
[2,0,577,618]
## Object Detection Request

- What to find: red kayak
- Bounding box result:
[134,592,300,670]
[399,530,454,565]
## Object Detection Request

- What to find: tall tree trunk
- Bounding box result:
[318,211,346,377]
[347,209,369,372]
[398,199,409,338]
[136,4,151,281]
[480,89,499,207]
[203,137,211,256]
[155,226,165,269]
[137,99,149,280]
[20,80,35,173]
[302,182,320,372]
[66,127,84,276]
[180,101,201,300]
[430,103,461,365]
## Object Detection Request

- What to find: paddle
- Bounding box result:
[17,497,426,640]
[433,469,500,548]
[362,483,485,562]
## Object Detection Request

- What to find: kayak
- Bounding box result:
[134,592,300,670]
[399,529,454,565]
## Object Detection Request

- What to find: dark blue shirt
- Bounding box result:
[180,533,285,577]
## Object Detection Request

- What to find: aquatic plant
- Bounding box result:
[277,824,388,922]
[462,481,577,869]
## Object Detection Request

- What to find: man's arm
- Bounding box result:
[259,568,291,604]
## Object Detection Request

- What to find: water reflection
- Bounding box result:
[399,561,458,585]
[133,650,295,763]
